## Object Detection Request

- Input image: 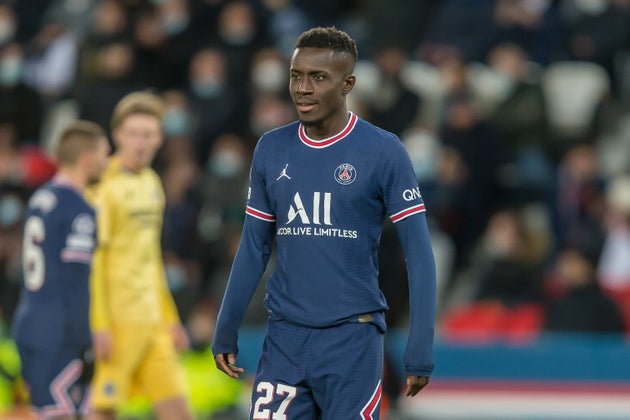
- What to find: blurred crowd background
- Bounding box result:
[2,0,630,417]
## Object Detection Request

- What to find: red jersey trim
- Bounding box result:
[298,112,358,149]
[246,206,276,222]
[390,204,426,223]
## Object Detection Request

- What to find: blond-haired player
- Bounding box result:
[87,92,193,420]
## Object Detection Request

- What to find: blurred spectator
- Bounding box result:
[363,45,422,136]
[553,143,606,255]
[598,174,630,291]
[157,0,200,89]
[436,92,501,265]
[132,4,167,89]
[0,3,17,47]
[471,208,545,305]
[544,246,625,334]
[161,147,202,322]
[249,47,288,97]
[0,184,27,327]
[76,41,142,130]
[261,0,311,58]
[561,0,630,88]
[597,174,630,332]
[78,0,130,82]
[196,133,250,299]
[363,0,435,54]
[22,16,78,102]
[160,88,196,144]
[0,120,56,191]
[487,43,553,201]
[0,43,43,144]
[187,47,244,164]
[216,0,268,87]
[492,0,563,64]
[249,93,295,140]
[418,0,497,64]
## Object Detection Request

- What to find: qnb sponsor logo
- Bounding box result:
[287,192,332,225]
[402,187,422,202]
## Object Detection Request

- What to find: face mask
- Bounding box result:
[0,57,22,87]
[220,24,255,46]
[207,150,244,178]
[487,69,515,100]
[574,0,608,15]
[0,18,16,44]
[0,195,24,227]
[192,77,223,99]
[162,107,190,137]
[252,60,286,93]
[162,13,189,35]
[403,130,438,182]
[165,263,186,292]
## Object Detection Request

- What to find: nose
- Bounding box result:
[296,78,313,94]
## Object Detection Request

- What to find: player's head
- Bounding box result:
[290,26,357,127]
[56,120,110,184]
[111,91,165,171]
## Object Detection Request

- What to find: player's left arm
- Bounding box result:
[381,134,436,396]
[395,213,436,396]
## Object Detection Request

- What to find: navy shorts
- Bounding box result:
[17,343,89,418]
[250,318,384,420]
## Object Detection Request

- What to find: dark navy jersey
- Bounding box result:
[248,112,425,325]
[213,113,436,376]
[12,179,96,349]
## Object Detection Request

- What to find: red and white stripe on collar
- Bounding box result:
[298,112,358,149]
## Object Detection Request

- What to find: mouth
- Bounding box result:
[297,104,316,113]
[295,99,317,113]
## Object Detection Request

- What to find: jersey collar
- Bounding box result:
[298,112,358,149]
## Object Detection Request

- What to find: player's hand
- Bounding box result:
[214,353,244,379]
[92,331,112,362]
[405,375,429,397]
[171,323,190,353]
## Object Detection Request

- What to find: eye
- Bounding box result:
[313,74,325,81]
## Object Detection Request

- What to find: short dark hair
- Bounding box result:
[56,120,106,165]
[295,26,358,62]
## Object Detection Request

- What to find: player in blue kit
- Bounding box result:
[12,121,110,420]
[212,26,436,419]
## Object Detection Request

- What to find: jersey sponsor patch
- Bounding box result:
[62,213,96,264]
[29,189,57,213]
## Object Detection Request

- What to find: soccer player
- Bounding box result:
[12,120,110,420]
[212,26,436,419]
[87,92,193,420]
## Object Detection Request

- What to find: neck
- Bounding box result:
[117,154,143,173]
[55,168,86,192]
[303,109,350,140]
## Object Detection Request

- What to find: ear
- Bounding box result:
[342,74,356,96]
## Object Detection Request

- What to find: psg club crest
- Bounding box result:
[334,163,356,185]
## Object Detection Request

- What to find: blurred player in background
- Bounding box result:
[87,92,192,420]
[12,120,110,419]
[213,26,436,419]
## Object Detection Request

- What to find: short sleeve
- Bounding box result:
[381,137,426,223]
[245,141,275,223]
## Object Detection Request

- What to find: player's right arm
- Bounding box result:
[212,141,275,378]
[212,216,275,378]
